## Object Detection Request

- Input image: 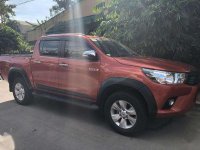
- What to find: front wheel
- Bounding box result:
[13,78,33,105]
[104,92,148,136]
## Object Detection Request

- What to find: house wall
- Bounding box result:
[26,0,108,42]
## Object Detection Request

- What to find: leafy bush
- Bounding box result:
[94,0,200,68]
[0,24,31,54]
[6,20,21,33]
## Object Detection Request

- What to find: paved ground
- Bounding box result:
[0,81,200,150]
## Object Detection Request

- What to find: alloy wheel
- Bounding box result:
[110,100,137,129]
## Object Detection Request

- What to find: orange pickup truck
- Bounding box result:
[0,33,199,135]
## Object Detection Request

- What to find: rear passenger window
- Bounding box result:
[40,40,60,57]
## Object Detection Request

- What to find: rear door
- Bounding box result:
[58,37,100,100]
[31,39,61,90]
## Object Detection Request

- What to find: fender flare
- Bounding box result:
[97,77,157,116]
[8,67,32,91]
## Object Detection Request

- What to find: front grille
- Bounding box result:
[185,72,200,86]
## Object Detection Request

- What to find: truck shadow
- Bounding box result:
[30,97,200,140]
[0,98,199,149]
[31,97,174,131]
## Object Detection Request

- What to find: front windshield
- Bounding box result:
[90,38,137,57]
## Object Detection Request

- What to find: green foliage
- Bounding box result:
[0,1,31,55]
[50,0,82,16]
[95,0,200,68]
[0,0,16,23]
[6,20,21,32]
[0,24,31,54]
[50,0,72,16]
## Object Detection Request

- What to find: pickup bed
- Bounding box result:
[0,54,32,80]
[0,33,199,136]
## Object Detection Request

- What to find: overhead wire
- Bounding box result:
[16,0,35,6]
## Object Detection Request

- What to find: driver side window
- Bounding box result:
[64,38,93,59]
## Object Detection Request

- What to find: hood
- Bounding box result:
[114,56,195,72]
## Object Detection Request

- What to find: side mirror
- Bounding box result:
[82,50,98,61]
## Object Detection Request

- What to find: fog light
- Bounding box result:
[168,99,175,106]
[163,98,176,109]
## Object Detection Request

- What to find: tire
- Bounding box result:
[104,92,148,136]
[13,77,33,105]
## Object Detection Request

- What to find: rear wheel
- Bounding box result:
[13,78,33,105]
[104,92,147,136]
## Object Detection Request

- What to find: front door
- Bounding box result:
[58,37,100,101]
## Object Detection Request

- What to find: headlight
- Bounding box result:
[142,68,186,84]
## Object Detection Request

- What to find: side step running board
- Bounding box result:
[32,92,98,109]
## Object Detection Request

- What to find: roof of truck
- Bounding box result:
[41,33,99,39]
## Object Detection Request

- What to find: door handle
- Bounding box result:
[59,63,69,67]
[33,60,41,64]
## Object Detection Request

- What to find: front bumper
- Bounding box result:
[157,87,199,117]
[150,83,200,118]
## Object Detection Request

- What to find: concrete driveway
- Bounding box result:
[0,81,200,150]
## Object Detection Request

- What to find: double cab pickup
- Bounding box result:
[0,33,199,135]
